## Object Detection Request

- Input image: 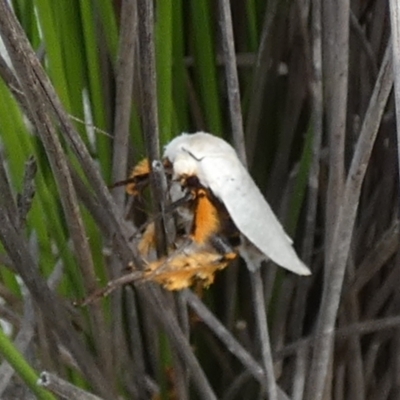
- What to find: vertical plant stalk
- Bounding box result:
[306,44,393,400]
[218,0,246,164]
[123,287,148,398]
[245,0,279,165]
[155,0,173,142]
[389,0,400,183]
[112,0,137,207]
[109,0,138,388]
[217,0,241,338]
[137,0,160,162]
[0,0,113,391]
[250,275,278,400]
[189,1,223,134]
[218,2,279,397]
[136,3,200,398]
[302,0,323,268]
[136,0,167,254]
[292,0,323,396]
[323,0,349,262]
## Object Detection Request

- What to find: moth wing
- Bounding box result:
[199,155,311,276]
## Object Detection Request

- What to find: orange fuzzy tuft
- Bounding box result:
[138,222,156,256]
[192,189,220,244]
[144,250,235,290]
[126,158,150,195]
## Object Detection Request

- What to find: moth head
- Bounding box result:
[170,152,199,179]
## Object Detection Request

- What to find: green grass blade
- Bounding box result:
[79,1,111,177]
[190,0,223,135]
[0,327,56,400]
[171,0,189,133]
[156,0,174,143]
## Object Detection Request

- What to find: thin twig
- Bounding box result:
[250,271,277,400]
[348,219,399,294]
[183,290,293,399]
[364,262,400,319]
[276,313,400,360]
[182,290,264,384]
[38,372,104,400]
[78,271,143,307]
[350,11,378,79]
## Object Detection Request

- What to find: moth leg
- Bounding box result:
[108,158,151,195]
[125,157,173,196]
[135,190,194,253]
[209,235,238,261]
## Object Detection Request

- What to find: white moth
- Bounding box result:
[164,132,311,276]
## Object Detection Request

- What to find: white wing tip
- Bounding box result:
[279,256,311,275]
[270,259,311,276]
[293,263,312,276]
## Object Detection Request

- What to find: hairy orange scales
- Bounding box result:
[121,157,238,291]
[133,177,223,257]
[191,188,221,244]
[138,222,156,256]
[144,251,235,290]
[126,158,150,196]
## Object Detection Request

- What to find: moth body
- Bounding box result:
[164,132,311,276]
